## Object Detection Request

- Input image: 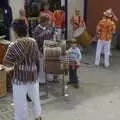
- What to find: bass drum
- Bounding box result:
[73,27,85,38]
[73,28,92,48]
[44,46,61,60]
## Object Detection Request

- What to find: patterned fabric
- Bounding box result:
[97,18,116,41]
[3,37,40,84]
[54,10,65,28]
[71,16,85,31]
[33,24,54,53]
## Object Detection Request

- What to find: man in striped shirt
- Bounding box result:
[34,14,55,83]
[4,19,42,120]
[34,14,54,53]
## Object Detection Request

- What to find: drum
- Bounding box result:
[44,40,63,59]
[44,60,62,74]
[44,46,61,60]
[76,30,92,48]
[73,27,85,38]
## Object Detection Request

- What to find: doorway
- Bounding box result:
[25,0,68,39]
[0,8,5,37]
[0,0,12,40]
[85,0,120,36]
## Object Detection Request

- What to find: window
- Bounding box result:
[25,0,61,17]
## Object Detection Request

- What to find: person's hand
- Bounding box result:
[0,65,5,71]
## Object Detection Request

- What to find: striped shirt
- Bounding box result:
[3,37,40,84]
[33,24,54,53]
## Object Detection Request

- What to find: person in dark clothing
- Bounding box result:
[34,14,54,83]
[3,4,12,40]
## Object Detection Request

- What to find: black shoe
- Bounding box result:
[67,82,73,85]
[26,94,32,102]
[73,84,79,89]
[48,80,59,83]
[35,117,42,120]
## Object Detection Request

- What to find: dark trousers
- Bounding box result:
[5,27,10,40]
[69,65,78,84]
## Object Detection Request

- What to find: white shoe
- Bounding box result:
[95,64,99,67]
[104,65,110,69]
[109,52,112,56]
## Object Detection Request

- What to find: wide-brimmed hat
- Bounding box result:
[103,9,113,18]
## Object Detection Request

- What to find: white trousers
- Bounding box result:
[38,56,54,83]
[39,56,45,83]
[13,82,41,120]
[95,40,110,67]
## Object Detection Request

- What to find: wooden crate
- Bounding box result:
[0,69,7,97]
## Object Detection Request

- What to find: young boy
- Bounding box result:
[67,39,82,88]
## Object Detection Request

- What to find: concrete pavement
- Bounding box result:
[1,49,120,120]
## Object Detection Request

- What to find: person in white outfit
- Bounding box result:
[4,19,42,120]
[95,9,116,68]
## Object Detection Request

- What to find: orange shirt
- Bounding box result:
[71,16,85,30]
[54,10,65,28]
[97,18,116,41]
[40,10,55,25]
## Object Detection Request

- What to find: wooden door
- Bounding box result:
[86,0,120,36]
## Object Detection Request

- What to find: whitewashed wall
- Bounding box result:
[9,0,84,40]
[68,0,84,40]
[9,0,24,41]
[10,0,24,19]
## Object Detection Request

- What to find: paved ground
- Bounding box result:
[1,49,120,120]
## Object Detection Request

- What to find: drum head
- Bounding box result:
[73,27,85,38]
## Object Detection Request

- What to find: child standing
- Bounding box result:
[67,39,82,88]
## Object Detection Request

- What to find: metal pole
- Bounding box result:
[84,0,88,25]
[65,0,68,40]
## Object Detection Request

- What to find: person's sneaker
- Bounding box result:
[67,82,73,85]
[109,52,112,57]
[104,65,110,69]
[36,117,42,120]
[26,94,32,102]
[94,64,99,67]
